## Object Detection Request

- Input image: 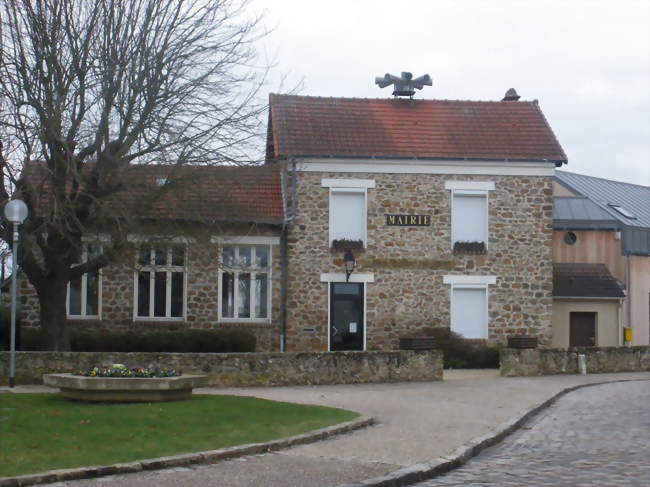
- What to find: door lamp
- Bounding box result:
[343,249,356,282]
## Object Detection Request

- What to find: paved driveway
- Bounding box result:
[28,371,650,486]
[416,380,650,486]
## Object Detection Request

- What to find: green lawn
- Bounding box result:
[0,394,359,477]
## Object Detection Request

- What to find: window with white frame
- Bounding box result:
[330,188,366,245]
[451,286,488,339]
[220,245,270,321]
[135,245,186,319]
[446,181,494,248]
[444,275,495,340]
[452,192,488,244]
[68,243,101,318]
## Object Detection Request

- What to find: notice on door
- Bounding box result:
[349,322,357,333]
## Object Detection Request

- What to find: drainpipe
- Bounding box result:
[617,298,622,346]
[280,223,288,352]
[279,159,297,352]
[625,254,632,344]
[291,158,298,219]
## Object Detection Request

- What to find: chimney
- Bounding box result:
[502,88,520,101]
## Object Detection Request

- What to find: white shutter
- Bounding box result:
[452,193,487,243]
[451,287,487,339]
[330,189,365,243]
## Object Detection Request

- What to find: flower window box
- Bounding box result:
[453,241,486,255]
[331,239,365,251]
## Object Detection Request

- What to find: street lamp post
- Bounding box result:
[4,199,28,388]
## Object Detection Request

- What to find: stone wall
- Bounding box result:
[0,350,443,386]
[286,171,554,351]
[17,227,282,352]
[500,347,650,376]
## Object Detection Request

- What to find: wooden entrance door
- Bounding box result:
[569,312,596,347]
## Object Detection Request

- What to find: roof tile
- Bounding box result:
[24,162,284,224]
[269,94,567,163]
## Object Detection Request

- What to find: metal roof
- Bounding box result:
[555,171,650,255]
[555,171,650,229]
[553,196,619,228]
[553,263,625,299]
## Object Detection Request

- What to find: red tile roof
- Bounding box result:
[268,94,567,164]
[24,162,284,224]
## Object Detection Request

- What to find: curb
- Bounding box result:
[337,378,649,487]
[0,415,375,487]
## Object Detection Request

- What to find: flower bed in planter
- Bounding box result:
[43,365,208,402]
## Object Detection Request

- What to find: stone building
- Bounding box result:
[18,164,286,352]
[267,92,568,351]
[17,88,578,353]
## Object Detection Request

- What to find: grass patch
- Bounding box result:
[0,394,359,477]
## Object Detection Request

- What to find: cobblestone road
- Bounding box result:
[416,380,650,487]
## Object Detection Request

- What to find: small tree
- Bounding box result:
[0,0,268,350]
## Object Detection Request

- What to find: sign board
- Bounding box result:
[386,214,431,226]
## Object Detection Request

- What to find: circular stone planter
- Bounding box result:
[43,373,209,403]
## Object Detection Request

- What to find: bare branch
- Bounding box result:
[0,0,270,349]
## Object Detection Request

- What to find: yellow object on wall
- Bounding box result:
[624,327,633,343]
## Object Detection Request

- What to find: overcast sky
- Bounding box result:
[251,0,649,186]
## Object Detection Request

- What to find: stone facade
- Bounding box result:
[14,169,555,354]
[286,170,554,351]
[500,346,650,376]
[17,227,283,352]
[0,350,443,386]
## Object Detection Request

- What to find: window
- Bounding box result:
[564,231,577,245]
[451,286,488,339]
[322,178,374,247]
[444,275,495,340]
[220,245,271,322]
[135,245,186,320]
[446,181,493,249]
[452,191,488,245]
[330,189,366,245]
[68,244,101,318]
[608,204,636,219]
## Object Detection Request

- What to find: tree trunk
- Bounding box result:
[36,279,70,351]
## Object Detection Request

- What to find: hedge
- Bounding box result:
[1,323,256,354]
[69,328,256,353]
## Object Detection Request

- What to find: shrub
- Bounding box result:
[4,325,256,353]
[68,328,256,353]
[418,327,500,369]
[0,306,25,350]
[0,307,10,350]
[19,327,44,350]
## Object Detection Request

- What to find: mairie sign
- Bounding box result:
[386,214,431,226]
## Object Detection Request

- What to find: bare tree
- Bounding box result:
[0,0,268,350]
